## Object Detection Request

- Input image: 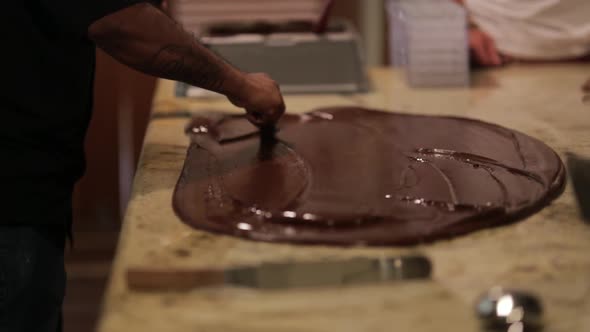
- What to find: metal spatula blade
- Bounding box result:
[127,255,432,291]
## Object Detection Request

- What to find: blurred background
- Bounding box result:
[65,1,389,331]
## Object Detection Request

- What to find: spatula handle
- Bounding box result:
[313,0,336,34]
[126,268,225,291]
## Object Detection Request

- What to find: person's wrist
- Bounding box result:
[223,70,250,102]
[467,17,479,30]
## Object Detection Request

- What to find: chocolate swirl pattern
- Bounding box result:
[173,107,566,246]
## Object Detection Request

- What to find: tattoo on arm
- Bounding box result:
[90,3,240,95]
[148,43,226,92]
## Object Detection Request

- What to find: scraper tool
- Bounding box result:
[127,255,431,291]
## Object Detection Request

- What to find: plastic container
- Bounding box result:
[386,0,470,87]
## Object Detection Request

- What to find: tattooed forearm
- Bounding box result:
[89,3,244,97]
[147,44,227,92]
[89,3,285,128]
[141,13,233,93]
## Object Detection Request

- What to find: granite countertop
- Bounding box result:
[97,65,590,332]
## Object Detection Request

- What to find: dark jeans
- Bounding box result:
[0,226,66,332]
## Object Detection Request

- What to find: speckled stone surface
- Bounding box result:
[98,65,590,332]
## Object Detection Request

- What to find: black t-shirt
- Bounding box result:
[1,1,145,224]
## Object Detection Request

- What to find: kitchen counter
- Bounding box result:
[97,65,590,332]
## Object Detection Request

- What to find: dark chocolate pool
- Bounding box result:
[173,107,566,246]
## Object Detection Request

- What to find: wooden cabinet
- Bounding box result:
[72,50,154,231]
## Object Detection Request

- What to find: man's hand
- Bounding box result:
[469,27,502,66]
[228,73,285,127]
[88,3,285,127]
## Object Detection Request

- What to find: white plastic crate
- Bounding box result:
[386,0,470,87]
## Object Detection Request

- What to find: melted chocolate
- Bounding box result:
[173,107,566,246]
[206,21,345,37]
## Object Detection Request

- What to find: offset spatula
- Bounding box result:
[567,153,590,222]
[127,255,431,291]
